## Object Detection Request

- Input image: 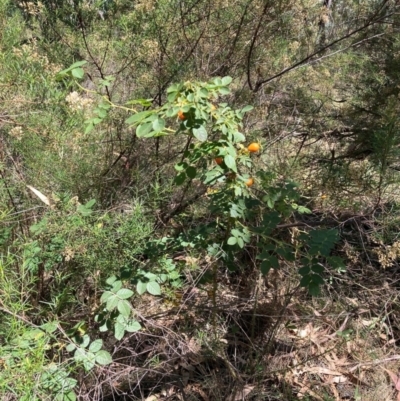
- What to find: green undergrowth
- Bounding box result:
[1,0,400,399]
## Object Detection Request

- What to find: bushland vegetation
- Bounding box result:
[1,0,400,400]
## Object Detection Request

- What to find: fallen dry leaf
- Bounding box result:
[228,384,255,401]
[382,367,400,391]
[144,396,159,401]
[27,185,50,206]
[330,376,347,384]
[294,377,324,401]
[303,366,343,376]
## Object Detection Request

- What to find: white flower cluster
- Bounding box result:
[18,1,44,16]
[9,126,23,140]
[289,41,300,52]
[376,241,400,268]
[65,91,93,112]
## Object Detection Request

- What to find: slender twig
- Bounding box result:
[246,0,271,90]
[253,2,393,91]
[76,9,112,101]
[0,303,40,328]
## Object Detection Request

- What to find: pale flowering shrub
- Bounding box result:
[12,39,61,75]
[134,0,155,12]
[138,39,160,62]
[65,91,93,113]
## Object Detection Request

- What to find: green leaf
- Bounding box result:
[106,275,117,285]
[98,102,111,110]
[199,88,209,97]
[126,320,142,332]
[241,105,254,113]
[99,320,110,332]
[224,155,237,172]
[327,256,346,271]
[125,98,152,107]
[85,199,96,209]
[88,339,103,353]
[260,255,279,275]
[77,204,92,216]
[95,350,112,365]
[147,281,161,296]
[125,110,152,125]
[83,357,95,372]
[71,68,84,79]
[311,274,324,285]
[152,118,165,132]
[193,126,208,141]
[81,334,90,348]
[117,300,131,317]
[116,314,128,324]
[63,391,77,401]
[97,108,107,118]
[84,122,94,134]
[57,60,87,76]
[61,377,77,391]
[268,254,279,268]
[204,168,223,185]
[308,229,338,256]
[116,288,134,299]
[221,76,233,85]
[114,322,125,341]
[260,260,271,275]
[174,172,186,185]
[300,274,324,296]
[337,329,353,338]
[136,281,147,295]
[237,237,244,248]
[276,245,295,262]
[174,162,188,171]
[186,166,197,179]
[73,348,86,362]
[167,83,180,93]
[66,343,76,352]
[232,131,245,142]
[136,122,154,138]
[218,87,230,95]
[297,206,311,214]
[100,291,113,303]
[311,264,324,274]
[227,236,237,245]
[298,265,311,276]
[106,295,119,311]
[259,211,280,235]
[111,281,122,291]
[68,60,87,69]
[55,391,77,401]
[299,274,310,287]
[41,321,58,334]
[308,281,321,296]
[144,273,157,281]
[167,91,178,102]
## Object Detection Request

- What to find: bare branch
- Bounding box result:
[253,1,393,92]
